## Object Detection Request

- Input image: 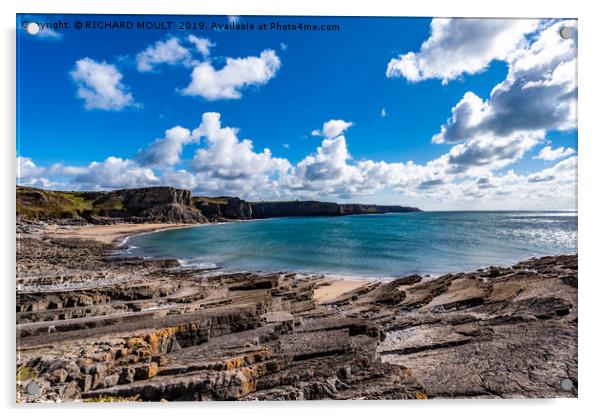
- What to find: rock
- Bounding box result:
[16,229,577,402]
[49,368,68,384]
[250,201,419,219]
[17,186,207,224]
[134,363,159,381]
[119,368,136,385]
[100,373,120,389]
[78,375,93,393]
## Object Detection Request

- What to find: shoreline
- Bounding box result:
[20,221,371,302]
[25,222,205,245]
[23,222,577,303]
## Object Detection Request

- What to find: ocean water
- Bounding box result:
[125,211,577,278]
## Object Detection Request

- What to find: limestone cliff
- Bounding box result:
[17,186,420,224]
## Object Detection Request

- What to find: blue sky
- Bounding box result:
[16,14,578,210]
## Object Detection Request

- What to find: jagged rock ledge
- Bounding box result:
[16,231,577,402]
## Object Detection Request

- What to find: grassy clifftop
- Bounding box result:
[16,186,204,223]
[17,186,123,221]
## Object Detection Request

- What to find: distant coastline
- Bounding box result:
[16,185,420,225]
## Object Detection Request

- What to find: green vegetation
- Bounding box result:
[192,196,230,205]
[16,367,37,382]
[82,395,141,402]
[16,186,123,221]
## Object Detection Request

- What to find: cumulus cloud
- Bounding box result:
[17,114,577,209]
[432,20,577,145]
[190,112,291,182]
[181,49,281,100]
[17,156,45,181]
[528,155,576,183]
[386,18,539,83]
[310,119,353,139]
[136,126,197,167]
[292,122,417,198]
[136,37,193,72]
[296,135,353,182]
[535,145,576,161]
[74,157,159,189]
[187,35,215,58]
[70,58,136,111]
[445,133,542,174]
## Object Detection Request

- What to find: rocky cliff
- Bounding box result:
[17,186,206,224]
[195,198,420,220]
[250,200,341,218]
[193,196,253,220]
[17,186,419,224]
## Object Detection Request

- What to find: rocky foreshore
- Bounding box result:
[16,225,577,402]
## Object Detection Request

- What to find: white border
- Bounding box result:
[3,1,601,416]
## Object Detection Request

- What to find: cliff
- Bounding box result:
[193,196,253,220]
[17,186,206,224]
[194,198,420,220]
[17,186,420,224]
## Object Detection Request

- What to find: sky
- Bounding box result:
[16,14,578,210]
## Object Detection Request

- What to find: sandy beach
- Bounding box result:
[313,279,368,304]
[29,223,200,244]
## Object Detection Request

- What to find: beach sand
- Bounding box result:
[313,279,367,304]
[33,223,199,244]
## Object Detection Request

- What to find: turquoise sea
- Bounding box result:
[124,211,577,278]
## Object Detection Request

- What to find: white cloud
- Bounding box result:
[291,122,408,198]
[380,108,387,118]
[311,119,353,139]
[444,132,543,174]
[17,156,45,181]
[74,157,159,189]
[70,58,136,111]
[136,37,193,72]
[17,110,577,209]
[136,126,197,167]
[296,135,353,183]
[534,145,576,161]
[181,49,281,100]
[48,163,87,176]
[189,112,291,195]
[386,18,539,83]
[433,20,577,145]
[527,155,576,183]
[187,35,215,58]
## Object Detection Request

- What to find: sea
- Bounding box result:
[124,211,577,279]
